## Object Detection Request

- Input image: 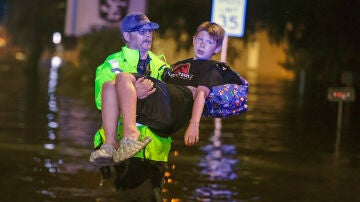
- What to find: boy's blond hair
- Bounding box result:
[194,21,225,47]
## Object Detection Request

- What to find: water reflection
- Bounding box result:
[45,56,62,177]
[195,125,239,200]
[47,56,62,137]
[0,58,359,201]
[198,130,238,180]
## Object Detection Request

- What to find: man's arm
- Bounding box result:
[184,85,210,146]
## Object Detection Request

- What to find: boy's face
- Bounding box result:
[193,30,221,60]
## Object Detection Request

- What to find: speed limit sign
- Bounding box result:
[211,0,247,37]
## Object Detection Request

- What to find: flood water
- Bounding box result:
[0,60,359,202]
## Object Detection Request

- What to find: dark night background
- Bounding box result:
[0,0,359,201]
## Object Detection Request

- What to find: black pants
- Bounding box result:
[135,75,193,137]
[113,158,167,202]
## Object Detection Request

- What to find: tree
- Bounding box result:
[148,0,212,50]
[246,0,360,85]
[4,0,66,76]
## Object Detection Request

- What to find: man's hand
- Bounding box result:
[135,77,156,99]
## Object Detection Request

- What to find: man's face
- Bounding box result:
[124,24,155,53]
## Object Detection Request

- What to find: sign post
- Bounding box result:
[327,87,355,158]
[211,0,247,130]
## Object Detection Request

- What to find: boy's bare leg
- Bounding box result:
[89,81,119,165]
[101,81,120,149]
[115,73,140,140]
[113,73,152,162]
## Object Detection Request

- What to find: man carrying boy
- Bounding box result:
[92,12,171,201]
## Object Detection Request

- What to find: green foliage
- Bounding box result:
[148,0,212,50]
[78,28,123,75]
[4,0,66,72]
[5,0,65,47]
[247,0,360,83]
[4,0,359,92]
[59,28,123,101]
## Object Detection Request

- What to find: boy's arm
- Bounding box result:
[184,85,210,146]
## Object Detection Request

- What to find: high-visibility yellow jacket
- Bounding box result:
[93,46,171,162]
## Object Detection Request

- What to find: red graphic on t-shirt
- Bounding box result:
[172,63,190,74]
[170,63,193,80]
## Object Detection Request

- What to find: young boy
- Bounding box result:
[90,21,243,165]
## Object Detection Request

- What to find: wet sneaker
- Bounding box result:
[89,144,115,166]
[113,136,152,163]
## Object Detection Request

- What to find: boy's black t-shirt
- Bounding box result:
[165,58,222,88]
[164,58,243,88]
[137,58,243,136]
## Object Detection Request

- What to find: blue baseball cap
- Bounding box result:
[120,12,159,33]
